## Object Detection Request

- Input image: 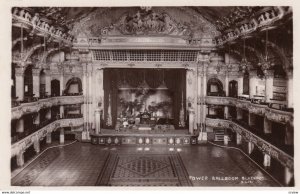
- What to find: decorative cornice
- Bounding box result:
[11,118,83,157]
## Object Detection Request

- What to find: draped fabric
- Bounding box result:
[103,68,186,129]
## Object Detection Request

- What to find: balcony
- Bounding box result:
[11,95,84,120]
[11,115,84,157]
[205,117,294,171]
[205,96,293,125]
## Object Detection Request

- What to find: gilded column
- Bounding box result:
[265,70,274,103]
[249,70,257,98]
[16,151,24,167]
[59,128,64,144]
[15,67,25,101]
[95,108,101,134]
[32,68,40,98]
[225,70,229,96]
[44,69,51,96]
[237,72,243,96]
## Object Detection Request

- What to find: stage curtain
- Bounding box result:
[103,68,186,129]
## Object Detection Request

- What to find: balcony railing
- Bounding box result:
[205,117,294,171]
[205,96,293,125]
[11,95,84,120]
[11,116,84,157]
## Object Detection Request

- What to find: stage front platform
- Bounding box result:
[90,128,198,146]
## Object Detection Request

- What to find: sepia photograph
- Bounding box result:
[0,2,297,191]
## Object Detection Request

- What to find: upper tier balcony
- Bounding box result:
[11,95,84,120]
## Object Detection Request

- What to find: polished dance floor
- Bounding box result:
[11,142,279,186]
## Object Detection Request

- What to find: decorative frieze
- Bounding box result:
[11,95,84,120]
[11,118,84,157]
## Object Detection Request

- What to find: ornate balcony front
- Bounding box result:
[11,117,84,157]
[11,95,84,120]
[205,96,293,125]
[205,118,293,171]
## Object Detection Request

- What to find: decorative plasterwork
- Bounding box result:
[11,96,84,120]
[205,96,293,124]
[205,118,293,170]
[11,118,84,157]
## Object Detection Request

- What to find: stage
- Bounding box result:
[90,127,198,146]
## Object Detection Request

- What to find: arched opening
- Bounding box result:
[24,65,33,101]
[64,77,82,95]
[39,69,46,98]
[243,71,249,95]
[228,80,238,98]
[51,79,60,97]
[207,78,224,96]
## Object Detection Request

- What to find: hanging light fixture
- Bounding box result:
[138,69,151,93]
[119,72,132,90]
[157,69,168,90]
[239,38,250,73]
[257,29,275,73]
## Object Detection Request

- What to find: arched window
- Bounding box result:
[229,80,238,98]
[39,69,46,98]
[243,72,249,95]
[64,77,82,95]
[51,79,60,97]
[24,65,33,99]
[207,78,224,96]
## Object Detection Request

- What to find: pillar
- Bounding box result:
[34,113,40,125]
[285,123,293,145]
[236,133,242,145]
[189,109,195,135]
[197,66,202,127]
[16,151,24,167]
[88,67,93,129]
[32,68,40,98]
[33,139,40,153]
[224,134,229,146]
[248,141,254,155]
[16,119,24,133]
[248,112,255,127]
[45,108,51,120]
[59,128,64,144]
[237,108,243,120]
[59,73,64,96]
[224,106,229,119]
[237,73,243,96]
[263,117,272,134]
[15,67,25,101]
[225,71,229,96]
[284,167,293,186]
[202,62,208,127]
[249,70,257,98]
[46,132,52,144]
[263,153,271,168]
[265,70,274,103]
[60,105,64,118]
[95,108,101,134]
[287,71,293,108]
[44,69,51,96]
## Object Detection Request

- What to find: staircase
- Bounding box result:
[214,129,225,142]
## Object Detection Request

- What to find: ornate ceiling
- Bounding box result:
[28,7,244,39]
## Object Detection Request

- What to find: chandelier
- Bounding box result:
[156,69,168,90]
[138,70,151,94]
[257,30,275,73]
[239,38,250,73]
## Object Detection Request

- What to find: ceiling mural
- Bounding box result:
[71,7,220,39]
